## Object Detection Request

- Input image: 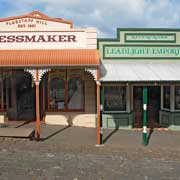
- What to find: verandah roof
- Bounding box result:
[100,62,180,82]
[0,49,99,67]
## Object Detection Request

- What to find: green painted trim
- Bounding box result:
[102,112,133,128]
[124,33,176,43]
[100,81,180,83]
[143,87,148,104]
[100,86,103,105]
[143,133,148,146]
[169,125,180,130]
[103,44,180,60]
[117,28,180,32]
[97,28,180,50]
[143,87,148,146]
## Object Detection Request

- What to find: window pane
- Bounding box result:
[49,78,65,110]
[104,86,126,111]
[163,86,170,109]
[175,86,180,110]
[68,78,84,110]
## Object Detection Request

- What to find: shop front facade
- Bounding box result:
[0,11,99,139]
[98,28,180,130]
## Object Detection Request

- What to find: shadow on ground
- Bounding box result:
[39,126,71,141]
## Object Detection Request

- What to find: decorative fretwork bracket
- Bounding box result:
[24,68,51,82]
[85,68,97,81]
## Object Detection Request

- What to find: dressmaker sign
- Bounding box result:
[0,31,87,49]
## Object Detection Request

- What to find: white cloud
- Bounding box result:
[1,0,180,37]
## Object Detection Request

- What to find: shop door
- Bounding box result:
[147,86,160,128]
[14,71,36,121]
[17,86,36,120]
[133,86,160,128]
[133,86,143,128]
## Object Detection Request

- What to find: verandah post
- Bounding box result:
[35,69,40,141]
[143,86,148,146]
[97,81,100,145]
[100,85,103,144]
[96,67,104,145]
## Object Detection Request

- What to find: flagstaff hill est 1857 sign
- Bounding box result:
[0,11,97,50]
[98,28,180,60]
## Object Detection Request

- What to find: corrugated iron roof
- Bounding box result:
[0,49,99,67]
[100,62,180,82]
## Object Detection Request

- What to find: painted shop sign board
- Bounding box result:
[0,31,87,50]
[125,33,176,43]
[0,11,97,50]
[104,45,180,59]
[98,29,180,60]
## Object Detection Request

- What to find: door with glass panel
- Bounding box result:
[133,86,143,128]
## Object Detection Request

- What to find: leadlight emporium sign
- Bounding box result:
[125,33,176,43]
[0,31,87,49]
[104,45,180,59]
[98,28,180,61]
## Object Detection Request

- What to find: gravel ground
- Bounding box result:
[0,124,180,180]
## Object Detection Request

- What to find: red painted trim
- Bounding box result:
[96,67,100,145]
[36,69,39,81]
[0,11,73,28]
[35,81,40,141]
[35,69,40,141]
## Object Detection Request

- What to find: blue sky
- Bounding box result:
[0,0,180,37]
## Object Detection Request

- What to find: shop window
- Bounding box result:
[104,86,126,111]
[68,78,84,110]
[163,86,170,109]
[49,77,65,110]
[48,70,84,111]
[175,86,180,110]
[0,82,1,110]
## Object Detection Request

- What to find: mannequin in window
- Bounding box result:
[68,79,84,109]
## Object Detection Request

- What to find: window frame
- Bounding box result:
[103,84,128,113]
[162,86,171,111]
[47,70,85,112]
[174,86,180,111]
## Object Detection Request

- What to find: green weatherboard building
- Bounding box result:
[98,28,180,131]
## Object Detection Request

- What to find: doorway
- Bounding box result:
[7,70,36,121]
[133,86,160,128]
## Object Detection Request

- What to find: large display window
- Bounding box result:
[104,86,126,112]
[175,86,180,110]
[68,78,84,110]
[163,86,170,110]
[48,69,84,111]
[49,77,65,110]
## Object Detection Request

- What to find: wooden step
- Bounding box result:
[0,127,35,138]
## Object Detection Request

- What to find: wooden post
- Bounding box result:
[96,67,103,145]
[100,86,103,144]
[35,69,40,141]
[97,81,100,145]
